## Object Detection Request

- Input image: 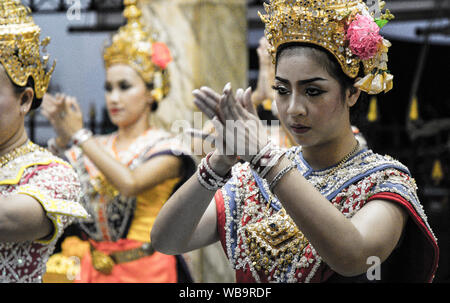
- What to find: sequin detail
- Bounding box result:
[0,146,87,283]
[218,148,437,283]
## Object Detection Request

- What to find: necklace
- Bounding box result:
[315,141,360,189]
[0,141,44,167]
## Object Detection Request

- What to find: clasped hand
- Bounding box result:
[192,83,269,163]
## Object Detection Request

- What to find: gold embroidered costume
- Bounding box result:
[0,1,87,283]
[0,141,88,282]
[213,0,438,283]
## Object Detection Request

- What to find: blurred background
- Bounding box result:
[23,0,449,282]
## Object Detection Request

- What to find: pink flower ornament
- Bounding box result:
[347,14,382,60]
[151,42,172,70]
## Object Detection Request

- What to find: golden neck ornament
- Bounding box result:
[0,140,45,168]
[315,140,360,189]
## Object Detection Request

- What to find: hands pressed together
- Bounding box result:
[192,83,270,169]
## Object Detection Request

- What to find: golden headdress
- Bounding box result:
[0,0,55,106]
[259,0,395,94]
[103,0,172,102]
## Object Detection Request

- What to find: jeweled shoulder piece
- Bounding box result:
[244,207,309,277]
[103,0,172,102]
[259,0,395,94]
[0,0,55,100]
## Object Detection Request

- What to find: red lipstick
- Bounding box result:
[109,108,122,115]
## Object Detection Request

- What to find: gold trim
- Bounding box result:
[0,159,73,186]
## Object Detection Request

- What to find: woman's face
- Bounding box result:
[0,66,25,148]
[105,64,152,128]
[274,50,353,148]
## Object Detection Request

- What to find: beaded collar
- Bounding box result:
[0,141,45,168]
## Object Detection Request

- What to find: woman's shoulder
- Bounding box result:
[355,150,421,206]
[347,149,416,190]
[355,149,411,175]
[1,143,76,185]
[0,144,88,220]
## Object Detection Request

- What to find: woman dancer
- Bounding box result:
[42,0,195,283]
[151,0,438,282]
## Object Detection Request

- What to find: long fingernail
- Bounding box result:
[223,82,231,93]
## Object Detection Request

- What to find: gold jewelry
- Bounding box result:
[90,242,155,275]
[315,140,360,189]
[103,0,172,102]
[0,0,55,100]
[91,248,115,275]
[91,175,120,199]
[0,141,45,167]
[244,186,309,276]
[259,0,395,95]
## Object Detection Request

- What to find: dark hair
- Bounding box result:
[145,81,159,112]
[276,42,367,125]
[11,76,42,110]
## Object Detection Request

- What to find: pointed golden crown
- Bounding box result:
[259,0,395,94]
[103,0,172,102]
[0,0,56,103]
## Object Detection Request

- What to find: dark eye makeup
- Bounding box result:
[104,80,132,92]
[272,85,290,95]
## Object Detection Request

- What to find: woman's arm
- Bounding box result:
[152,86,241,255]
[77,137,183,197]
[0,194,53,242]
[265,155,408,276]
[151,151,230,255]
[41,93,183,197]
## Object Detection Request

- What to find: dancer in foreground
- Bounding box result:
[151,0,438,282]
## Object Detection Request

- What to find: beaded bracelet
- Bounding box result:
[269,162,297,191]
[250,141,285,178]
[71,128,93,147]
[197,152,232,191]
[250,141,273,167]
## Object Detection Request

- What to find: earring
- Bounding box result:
[151,88,163,102]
